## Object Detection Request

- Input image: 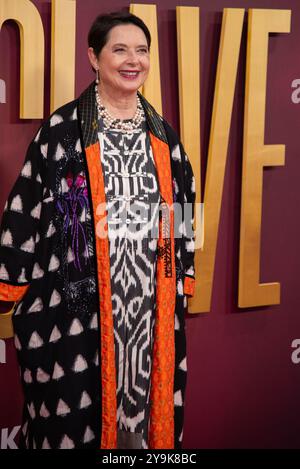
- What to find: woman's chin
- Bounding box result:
[116,79,144,93]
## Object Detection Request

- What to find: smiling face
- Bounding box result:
[88,23,150,97]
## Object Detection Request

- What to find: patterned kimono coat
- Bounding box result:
[0,82,196,449]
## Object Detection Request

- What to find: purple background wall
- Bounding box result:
[0,0,300,448]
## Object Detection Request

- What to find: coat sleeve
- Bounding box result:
[0,129,45,303]
[181,143,196,297]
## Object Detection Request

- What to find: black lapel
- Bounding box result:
[137,91,168,144]
[78,82,99,150]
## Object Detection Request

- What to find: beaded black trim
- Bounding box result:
[78,83,98,149]
[157,196,173,278]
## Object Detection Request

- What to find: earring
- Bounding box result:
[96,68,100,85]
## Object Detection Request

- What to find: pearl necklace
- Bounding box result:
[95,85,144,133]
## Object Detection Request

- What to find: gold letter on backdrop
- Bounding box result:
[176,6,202,313]
[0,308,14,339]
[0,0,44,118]
[194,9,245,313]
[176,6,200,178]
[130,3,162,115]
[239,9,291,308]
[51,0,76,113]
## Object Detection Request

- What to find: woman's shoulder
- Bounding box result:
[44,98,79,129]
[138,92,181,148]
[32,98,79,143]
[160,116,180,145]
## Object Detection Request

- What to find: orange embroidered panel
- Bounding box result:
[148,132,176,449]
[0,282,29,302]
[184,276,195,297]
[85,142,117,449]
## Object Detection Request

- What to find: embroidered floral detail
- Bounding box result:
[56,172,89,271]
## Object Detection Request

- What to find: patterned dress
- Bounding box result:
[0,82,196,449]
[98,115,160,449]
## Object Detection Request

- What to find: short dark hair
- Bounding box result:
[88,11,151,57]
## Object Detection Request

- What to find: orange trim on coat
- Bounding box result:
[85,142,117,449]
[0,282,29,302]
[148,132,176,449]
[184,276,195,297]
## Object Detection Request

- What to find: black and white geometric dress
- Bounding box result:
[98,115,160,449]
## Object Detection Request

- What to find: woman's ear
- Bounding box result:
[87,47,98,72]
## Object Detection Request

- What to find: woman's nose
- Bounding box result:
[126,50,138,64]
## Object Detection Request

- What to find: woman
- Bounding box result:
[0,11,195,449]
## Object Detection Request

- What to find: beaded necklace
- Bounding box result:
[95,84,144,133]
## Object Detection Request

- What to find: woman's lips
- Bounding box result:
[119,71,140,80]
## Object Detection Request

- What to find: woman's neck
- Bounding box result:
[98,84,138,120]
